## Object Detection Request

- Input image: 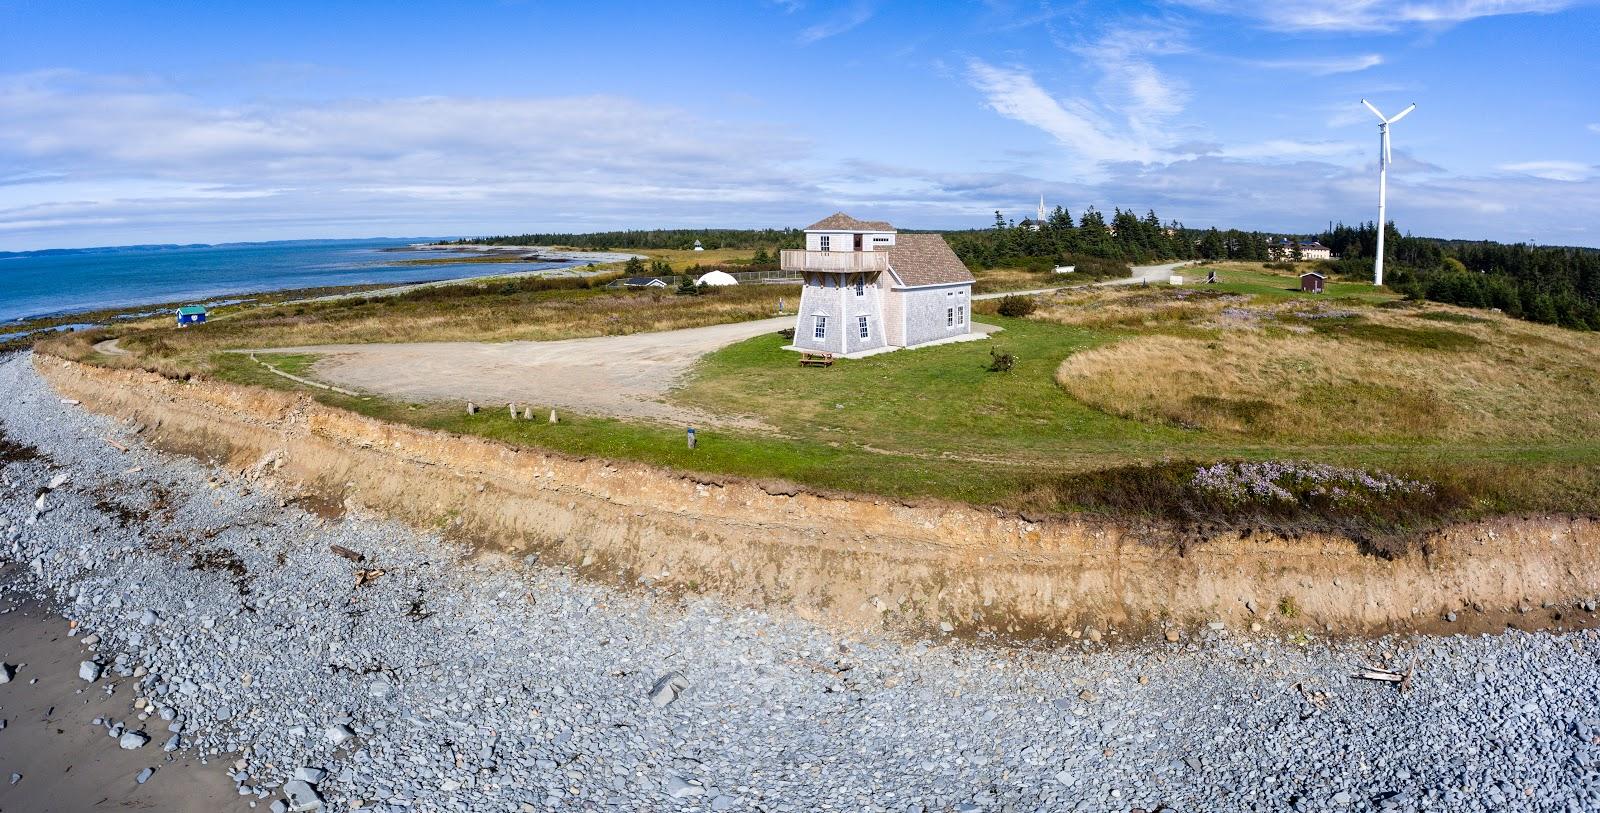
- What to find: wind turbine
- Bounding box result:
[1360,99,1416,287]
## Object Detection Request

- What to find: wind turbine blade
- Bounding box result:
[1387,103,1417,124]
[1361,99,1386,120]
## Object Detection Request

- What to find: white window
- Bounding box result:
[957,305,966,325]
[857,315,869,339]
[854,277,865,296]
[947,307,955,327]
[813,315,827,339]
[818,235,831,252]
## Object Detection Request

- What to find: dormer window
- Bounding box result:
[819,235,831,252]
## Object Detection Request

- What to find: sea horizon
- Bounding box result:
[0,236,580,325]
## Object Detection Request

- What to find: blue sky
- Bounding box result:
[1,0,1597,250]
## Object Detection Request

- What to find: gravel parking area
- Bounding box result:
[247,317,791,427]
[2,352,1598,813]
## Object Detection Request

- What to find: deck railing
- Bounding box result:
[780,249,890,273]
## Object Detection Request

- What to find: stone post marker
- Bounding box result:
[508,403,518,419]
[549,410,559,425]
[687,427,697,450]
[466,402,478,415]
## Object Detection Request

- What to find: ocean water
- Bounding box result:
[0,238,577,324]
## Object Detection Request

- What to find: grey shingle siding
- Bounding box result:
[900,283,971,347]
[793,274,888,355]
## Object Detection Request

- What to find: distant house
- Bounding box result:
[692,240,705,252]
[1300,270,1326,293]
[695,270,738,286]
[176,305,208,326]
[781,213,975,357]
[620,277,669,289]
[1268,239,1334,261]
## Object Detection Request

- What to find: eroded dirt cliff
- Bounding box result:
[37,355,1600,640]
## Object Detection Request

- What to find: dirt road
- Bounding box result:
[252,317,793,427]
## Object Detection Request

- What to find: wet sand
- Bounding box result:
[0,572,247,812]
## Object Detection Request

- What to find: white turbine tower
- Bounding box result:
[1360,99,1416,287]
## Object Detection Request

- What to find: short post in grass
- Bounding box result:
[467,402,477,415]
[508,402,518,419]
[548,409,559,425]
[523,407,534,420]
[686,427,697,450]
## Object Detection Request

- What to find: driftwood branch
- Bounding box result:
[1353,656,1419,693]
[330,544,366,563]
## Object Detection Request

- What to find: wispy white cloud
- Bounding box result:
[965,59,1160,169]
[1588,123,1600,134]
[1498,160,1594,181]
[1218,139,1361,160]
[1174,0,1582,32]
[964,22,1189,172]
[0,70,825,248]
[796,3,874,44]
[1248,53,1384,75]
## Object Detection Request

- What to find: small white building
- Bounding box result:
[695,269,738,286]
[1267,239,1334,262]
[781,213,975,357]
[692,240,705,252]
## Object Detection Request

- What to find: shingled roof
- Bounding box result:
[888,234,975,287]
[804,212,894,232]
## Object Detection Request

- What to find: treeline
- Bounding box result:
[946,206,1289,275]
[440,229,804,252]
[1317,222,1600,330]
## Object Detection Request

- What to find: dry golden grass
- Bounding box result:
[643,248,762,271]
[972,268,1061,294]
[1055,303,1600,442]
[51,282,799,380]
[1035,286,1245,329]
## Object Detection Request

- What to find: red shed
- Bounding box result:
[1300,270,1325,293]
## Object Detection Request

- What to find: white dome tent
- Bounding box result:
[695,270,738,287]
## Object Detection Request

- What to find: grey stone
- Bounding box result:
[136,767,155,784]
[665,775,704,799]
[119,731,150,749]
[78,660,101,681]
[283,779,323,811]
[649,672,689,708]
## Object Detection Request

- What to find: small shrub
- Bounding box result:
[997,294,1037,318]
[777,327,796,340]
[988,347,1015,372]
[1277,596,1301,618]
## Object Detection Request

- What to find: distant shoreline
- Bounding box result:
[0,242,635,342]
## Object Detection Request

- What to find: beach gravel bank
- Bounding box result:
[2,351,1599,812]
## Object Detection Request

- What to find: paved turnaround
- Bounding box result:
[3,351,1600,813]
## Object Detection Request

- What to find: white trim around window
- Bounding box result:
[857,315,869,339]
[813,315,827,339]
[946,307,955,327]
[818,235,831,252]
[956,305,966,325]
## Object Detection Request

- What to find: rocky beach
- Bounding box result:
[2,350,1599,813]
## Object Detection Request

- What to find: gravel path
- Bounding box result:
[2,352,1598,813]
